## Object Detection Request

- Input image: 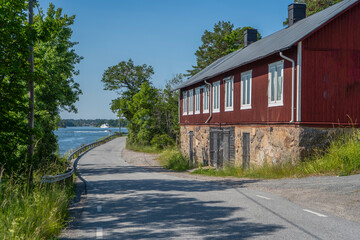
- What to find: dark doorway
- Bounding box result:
[242,132,250,169]
[210,127,235,168]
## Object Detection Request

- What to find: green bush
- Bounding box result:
[150,134,175,150]
[158,148,190,171]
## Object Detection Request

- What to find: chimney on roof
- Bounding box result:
[244,29,258,47]
[288,3,307,26]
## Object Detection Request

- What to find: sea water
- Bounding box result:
[54,126,128,156]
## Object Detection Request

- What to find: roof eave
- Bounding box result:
[174,45,295,91]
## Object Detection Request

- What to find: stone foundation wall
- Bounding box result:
[181,124,340,168]
[181,125,210,166]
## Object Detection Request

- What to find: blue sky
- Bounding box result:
[36,0,294,119]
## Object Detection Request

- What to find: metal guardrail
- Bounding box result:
[41,133,121,183]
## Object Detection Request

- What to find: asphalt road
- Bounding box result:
[61,137,360,240]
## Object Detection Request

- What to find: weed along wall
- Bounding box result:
[181,125,339,168]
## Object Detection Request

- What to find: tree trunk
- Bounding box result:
[28,0,34,183]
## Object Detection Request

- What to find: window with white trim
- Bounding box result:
[183,91,187,115]
[195,87,200,114]
[213,81,220,113]
[268,61,284,107]
[241,70,252,109]
[224,76,234,111]
[203,85,209,113]
[188,89,194,114]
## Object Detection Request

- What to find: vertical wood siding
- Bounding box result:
[301,3,360,124]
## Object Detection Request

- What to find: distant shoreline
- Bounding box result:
[58,119,128,129]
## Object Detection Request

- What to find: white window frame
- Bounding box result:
[213,81,220,113]
[195,87,201,114]
[224,76,234,112]
[188,89,194,115]
[268,60,284,107]
[182,91,187,115]
[241,70,252,110]
[203,85,209,113]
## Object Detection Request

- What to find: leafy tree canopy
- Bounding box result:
[0,1,82,175]
[101,59,154,122]
[32,3,83,166]
[187,21,261,77]
[102,59,154,96]
[102,59,183,148]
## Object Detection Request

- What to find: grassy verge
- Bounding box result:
[193,129,360,179]
[0,178,75,240]
[126,142,162,154]
[157,148,191,171]
[126,141,191,172]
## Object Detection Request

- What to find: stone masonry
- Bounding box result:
[181,125,339,168]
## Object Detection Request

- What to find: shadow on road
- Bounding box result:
[63,162,284,239]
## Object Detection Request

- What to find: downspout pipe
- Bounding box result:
[178,94,180,124]
[280,52,295,123]
[297,42,302,122]
[204,80,212,124]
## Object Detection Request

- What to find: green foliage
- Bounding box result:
[0,180,75,239]
[151,134,175,150]
[32,3,82,171]
[0,1,82,175]
[126,75,183,149]
[193,129,360,179]
[187,21,261,76]
[127,82,158,145]
[0,0,33,174]
[102,59,154,95]
[308,129,360,176]
[102,59,154,122]
[102,59,183,150]
[157,148,190,171]
[156,74,184,144]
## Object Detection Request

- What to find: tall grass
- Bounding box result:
[0,179,74,239]
[157,148,191,171]
[193,129,360,179]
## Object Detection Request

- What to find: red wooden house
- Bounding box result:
[175,0,360,168]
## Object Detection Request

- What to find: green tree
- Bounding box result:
[101,59,154,123]
[0,1,82,175]
[32,3,82,167]
[155,74,184,145]
[0,0,33,173]
[187,21,261,77]
[127,82,158,145]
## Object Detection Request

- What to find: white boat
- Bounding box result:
[100,123,109,128]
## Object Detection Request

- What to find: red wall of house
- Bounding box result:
[180,48,298,125]
[301,2,360,125]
